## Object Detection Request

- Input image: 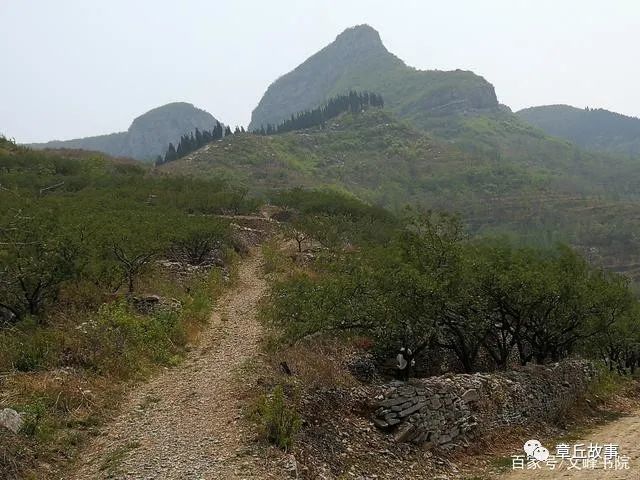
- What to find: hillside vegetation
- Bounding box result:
[250,189,640,478]
[246,24,638,205]
[518,104,640,158]
[29,102,220,161]
[0,137,257,478]
[162,108,640,279]
[263,192,638,374]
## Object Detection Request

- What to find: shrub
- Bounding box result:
[0,325,60,372]
[181,268,226,324]
[254,385,301,450]
[20,400,48,438]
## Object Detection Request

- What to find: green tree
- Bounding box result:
[0,206,80,321]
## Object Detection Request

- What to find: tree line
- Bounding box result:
[156,122,245,166]
[254,90,384,135]
[264,199,640,376]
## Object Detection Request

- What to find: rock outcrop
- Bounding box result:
[373,360,594,447]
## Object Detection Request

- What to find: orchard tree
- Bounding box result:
[0,206,80,322]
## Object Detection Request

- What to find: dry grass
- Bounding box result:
[270,337,360,391]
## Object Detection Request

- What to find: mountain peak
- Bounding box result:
[249,25,498,131]
[333,24,384,49]
[128,102,210,133]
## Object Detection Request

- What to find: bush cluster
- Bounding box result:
[265,201,639,375]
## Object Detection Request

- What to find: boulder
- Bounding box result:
[0,307,17,325]
[394,424,416,443]
[0,408,23,434]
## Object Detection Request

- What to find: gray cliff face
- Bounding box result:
[31,102,219,161]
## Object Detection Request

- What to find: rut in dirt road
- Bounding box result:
[69,249,286,480]
[499,413,640,480]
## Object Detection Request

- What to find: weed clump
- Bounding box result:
[254,384,301,450]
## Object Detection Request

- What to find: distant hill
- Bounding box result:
[517,104,640,157]
[30,102,220,161]
[249,24,499,132]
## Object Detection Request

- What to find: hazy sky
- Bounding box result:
[2,0,639,143]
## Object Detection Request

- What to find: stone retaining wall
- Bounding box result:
[373,360,594,447]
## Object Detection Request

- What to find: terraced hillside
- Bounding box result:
[246,24,638,188]
[160,109,640,280]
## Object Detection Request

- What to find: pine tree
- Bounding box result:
[256,91,384,136]
[164,142,177,163]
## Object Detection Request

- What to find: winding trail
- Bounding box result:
[499,413,640,480]
[69,249,285,480]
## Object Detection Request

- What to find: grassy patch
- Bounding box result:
[586,367,632,400]
[261,239,294,275]
[489,455,514,473]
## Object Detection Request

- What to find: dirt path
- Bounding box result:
[498,413,640,479]
[69,249,286,480]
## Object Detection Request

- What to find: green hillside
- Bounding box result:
[249,25,498,132]
[162,108,640,279]
[30,102,221,161]
[517,104,640,158]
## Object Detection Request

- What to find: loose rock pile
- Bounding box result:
[373,360,595,447]
[231,223,268,254]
